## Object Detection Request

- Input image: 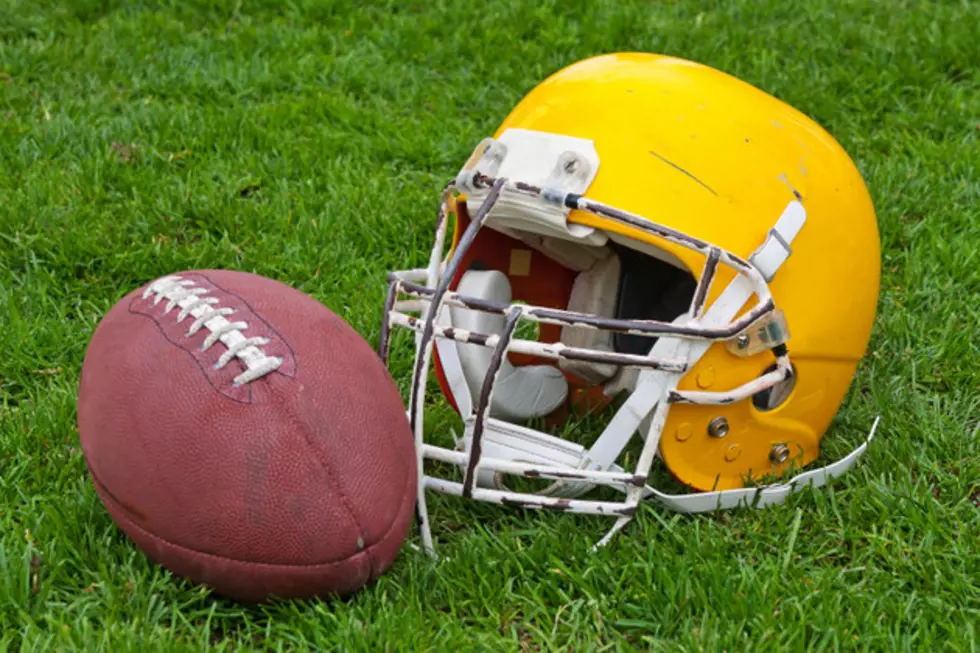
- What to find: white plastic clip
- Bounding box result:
[750,200,806,282]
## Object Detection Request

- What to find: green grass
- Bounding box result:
[1,0,978,650]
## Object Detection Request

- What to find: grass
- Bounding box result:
[1,0,978,650]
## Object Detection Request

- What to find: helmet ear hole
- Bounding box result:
[752,363,796,411]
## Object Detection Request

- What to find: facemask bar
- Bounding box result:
[379,172,850,557]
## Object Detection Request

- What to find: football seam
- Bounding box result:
[90,462,415,570]
[285,407,371,556]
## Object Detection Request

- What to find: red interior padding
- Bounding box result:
[431,204,593,418]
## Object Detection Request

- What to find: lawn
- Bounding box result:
[1,0,978,650]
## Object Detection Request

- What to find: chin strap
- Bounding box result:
[646,416,880,512]
[594,417,880,548]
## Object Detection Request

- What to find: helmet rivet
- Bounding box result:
[736,334,751,350]
[707,417,729,438]
[724,444,741,462]
[696,367,715,389]
[675,423,693,442]
[770,443,791,464]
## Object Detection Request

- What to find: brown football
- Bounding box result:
[77,270,416,602]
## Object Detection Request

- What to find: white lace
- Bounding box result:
[142,275,284,385]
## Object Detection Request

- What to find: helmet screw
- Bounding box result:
[736,334,751,350]
[707,417,729,438]
[563,159,578,174]
[770,443,791,464]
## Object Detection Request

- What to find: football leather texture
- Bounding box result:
[77,270,417,602]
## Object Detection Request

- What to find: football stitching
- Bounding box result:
[199,273,299,378]
[128,274,299,404]
[142,275,284,387]
[127,308,257,405]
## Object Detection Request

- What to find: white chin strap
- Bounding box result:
[648,417,879,513]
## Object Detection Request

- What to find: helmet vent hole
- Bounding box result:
[752,363,796,412]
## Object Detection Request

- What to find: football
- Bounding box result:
[77,270,417,602]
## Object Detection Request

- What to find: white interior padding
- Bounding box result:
[464,129,608,246]
[558,254,621,384]
[450,270,568,421]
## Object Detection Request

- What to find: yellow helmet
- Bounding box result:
[381,53,880,553]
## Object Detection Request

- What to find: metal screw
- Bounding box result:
[736,334,751,350]
[770,443,791,463]
[563,159,578,174]
[707,416,729,438]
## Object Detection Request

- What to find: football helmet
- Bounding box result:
[380,53,881,554]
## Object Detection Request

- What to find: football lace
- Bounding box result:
[143,276,284,385]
